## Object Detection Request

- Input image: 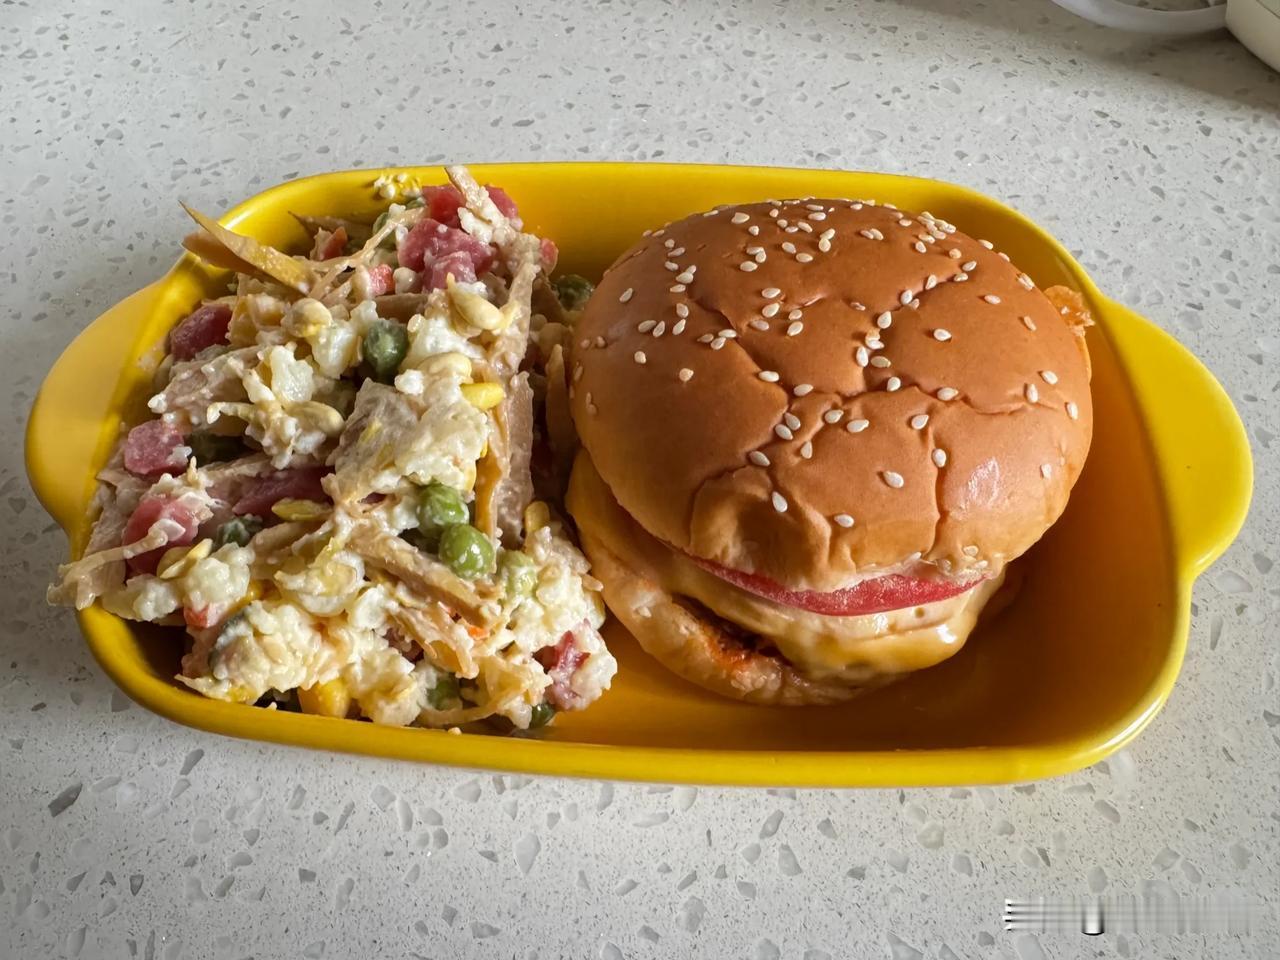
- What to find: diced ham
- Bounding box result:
[169,303,232,361]
[535,630,588,709]
[485,185,521,225]
[123,420,188,477]
[123,496,201,574]
[365,263,395,298]
[422,185,465,227]
[539,237,558,272]
[232,466,331,517]
[398,218,495,275]
[184,604,222,629]
[315,226,348,261]
[426,251,478,291]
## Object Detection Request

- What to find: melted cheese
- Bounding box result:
[571,455,1005,684]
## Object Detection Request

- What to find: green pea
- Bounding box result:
[498,550,538,599]
[528,702,555,729]
[362,318,408,383]
[438,523,495,579]
[187,430,244,465]
[426,672,459,710]
[416,482,469,537]
[213,516,263,548]
[372,211,397,249]
[553,274,595,311]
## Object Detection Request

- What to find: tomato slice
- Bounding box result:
[690,557,984,617]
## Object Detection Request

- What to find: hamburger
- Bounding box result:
[565,197,1093,704]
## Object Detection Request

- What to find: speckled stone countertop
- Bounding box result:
[2,1,1278,958]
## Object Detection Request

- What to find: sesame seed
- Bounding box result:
[675,303,689,318]
[962,544,978,557]
[638,320,656,333]
[953,273,968,283]
[936,386,958,401]
[746,245,763,256]
[779,219,790,228]
[749,450,771,466]
[711,337,726,350]
[914,241,927,253]
[653,321,667,337]
[979,239,994,250]
[805,202,824,211]
[676,270,694,284]
[882,470,905,489]
[758,370,780,383]
[762,302,781,318]
[1018,273,1034,290]
[768,208,779,218]
[664,261,679,271]
[818,239,832,253]
[748,319,770,331]
[910,414,929,430]
[866,336,884,350]
[697,334,714,343]
[859,229,877,240]
[933,329,952,342]
[663,238,674,248]
[823,410,845,424]
[579,338,591,349]
[808,212,827,221]
[678,368,694,382]
[898,218,913,227]
[851,203,863,211]
[948,249,962,259]
[739,262,757,272]
[798,221,814,233]
[983,294,1002,305]
[846,418,870,433]
[1066,401,1079,420]
[962,260,978,271]
[771,491,789,513]
[573,364,583,383]
[899,290,913,305]
[595,336,606,348]
[781,241,797,254]
[672,319,687,335]
[1026,383,1039,403]
[998,252,1011,262]
[731,212,750,224]
[851,301,865,311]
[1021,316,1037,331]
[633,351,647,364]
[717,328,736,339]
[788,309,803,321]
[796,253,813,263]
[870,228,884,240]
[793,383,813,397]
[932,448,948,468]
[800,440,814,459]
[671,284,687,292]
[909,298,920,310]
[1040,463,1052,479]
[855,346,870,367]
[783,412,801,430]
[774,424,794,440]
[819,229,835,242]
[870,355,892,368]
[876,312,892,329]
[620,288,634,303]
[762,287,782,299]
[925,275,937,290]
[886,377,902,392]
[1041,370,1058,385]
[754,249,767,263]
[834,513,855,528]
[670,247,686,257]
[748,225,760,236]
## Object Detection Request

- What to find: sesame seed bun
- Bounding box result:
[569,199,1093,591]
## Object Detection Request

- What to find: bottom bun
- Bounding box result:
[579,525,859,705]
[569,451,1017,706]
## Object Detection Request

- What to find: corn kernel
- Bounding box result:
[157,538,214,580]
[447,277,506,331]
[271,498,329,522]
[298,678,352,718]
[461,382,504,411]
[524,501,551,535]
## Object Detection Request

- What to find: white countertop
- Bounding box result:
[2,2,1278,958]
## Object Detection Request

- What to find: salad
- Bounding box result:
[48,166,614,731]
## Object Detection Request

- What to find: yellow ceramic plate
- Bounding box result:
[27,164,1252,787]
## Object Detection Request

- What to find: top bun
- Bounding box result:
[569,198,1093,592]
